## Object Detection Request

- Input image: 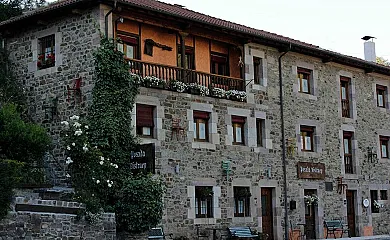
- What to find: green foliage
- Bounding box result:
[0,0,46,22]
[0,159,23,219]
[116,175,165,233]
[0,44,25,105]
[0,103,50,165]
[376,56,390,66]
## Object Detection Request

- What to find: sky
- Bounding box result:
[45,0,388,60]
[155,0,389,60]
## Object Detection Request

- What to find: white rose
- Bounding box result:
[96,180,100,184]
[99,161,104,165]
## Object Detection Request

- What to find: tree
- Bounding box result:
[0,0,46,22]
[376,57,390,67]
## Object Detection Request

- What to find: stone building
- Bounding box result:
[1,0,390,239]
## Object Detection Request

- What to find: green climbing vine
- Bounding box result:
[64,38,164,232]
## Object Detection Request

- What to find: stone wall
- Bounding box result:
[4,3,390,239]
[6,5,102,186]
[0,212,116,239]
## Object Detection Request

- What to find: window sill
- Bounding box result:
[232,216,254,224]
[296,92,318,101]
[192,142,216,150]
[139,137,160,146]
[297,151,321,158]
[379,158,390,163]
[342,117,356,123]
[34,65,57,77]
[194,218,217,225]
[343,174,358,180]
[252,84,267,92]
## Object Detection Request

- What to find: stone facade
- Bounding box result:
[0,211,116,239]
[2,2,390,239]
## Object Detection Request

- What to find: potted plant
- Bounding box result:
[143,76,166,89]
[187,83,210,96]
[226,90,247,102]
[304,194,319,206]
[130,73,143,86]
[37,53,55,69]
[170,80,187,93]
[211,87,226,98]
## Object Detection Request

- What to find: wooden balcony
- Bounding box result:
[344,154,353,174]
[341,99,350,118]
[127,59,245,91]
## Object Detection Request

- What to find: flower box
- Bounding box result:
[142,76,166,89]
[37,53,55,70]
[170,81,187,93]
[226,90,247,102]
[211,87,226,98]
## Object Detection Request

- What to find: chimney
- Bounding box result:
[362,36,376,62]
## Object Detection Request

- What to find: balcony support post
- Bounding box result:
[179,32,188,82]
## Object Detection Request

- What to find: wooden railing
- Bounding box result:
[344,154,353,174]
[341,99,350,118]
[127,58,245,91]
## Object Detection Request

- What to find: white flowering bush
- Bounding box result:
[61,115,119,216]
[187,83,210,96]
[142,76,166,88]
[211,87,226,98]
[304,194,319,206]
[130,73,143,85]
[226,90,247,101]
[170,80,187,93]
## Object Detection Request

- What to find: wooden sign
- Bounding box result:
[297,162,325,179]
[130,143,155,174]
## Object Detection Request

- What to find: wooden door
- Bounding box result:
[261,188,274,240]
[304,190,316,239]
[346,190,356,237]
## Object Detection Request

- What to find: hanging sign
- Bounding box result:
[130,143,155,174]
[297,162,325,179]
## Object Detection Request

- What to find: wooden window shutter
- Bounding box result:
[377,85,387,91]
[232,115,246,123]
[118,34,138,45]
[297,67,312,74]
[136,104,154,127]
[380,136,389,141]
[300,125,314,132]
[211,54,227,63]
[340,76,351,82]
[193,111,209,119]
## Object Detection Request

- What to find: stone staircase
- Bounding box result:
[0,187,116,239]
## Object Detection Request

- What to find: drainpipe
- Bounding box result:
[279,44,290,240]
[104,0,117,39]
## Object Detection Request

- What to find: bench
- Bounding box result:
[148,227,166,240]
[324,220,350,239]
[228,227,259,239]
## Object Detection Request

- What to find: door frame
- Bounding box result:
[258,180,282,240]
[300,184,324,239]
[344,186,362,236]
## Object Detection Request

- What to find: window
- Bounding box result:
[232,116,245,145]
[178,46,195,70]
[211,53,228,76]
[136,104,154,137]
[37,35,55,70]
[343,131,353,174]
[297,67,312,94]
[376,85,387,108]
[234,187,251,217]
[193,111,209,142]
[256,119,265,147]
[380,136,389,158]
[253,57,263,85]
[340,77,351,118]
[380,190,388,200]
[117,33,139,59]
[195,186,213,218]
[300,126,314,151]
[371,190,379,213]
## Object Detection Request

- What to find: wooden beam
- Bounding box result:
[322,57,333,63]
[365,68,373,74]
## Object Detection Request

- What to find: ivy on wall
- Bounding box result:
[66,38,164,232]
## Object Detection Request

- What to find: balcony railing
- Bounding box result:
[341,99,350,118]
[344,154,353,174]
[127,58,245,91]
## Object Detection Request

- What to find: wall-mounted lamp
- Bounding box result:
[290,200,297,210]
[366,147,378,163]
[174,164,180,174]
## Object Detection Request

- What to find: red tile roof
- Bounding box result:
[1,0,390,74]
